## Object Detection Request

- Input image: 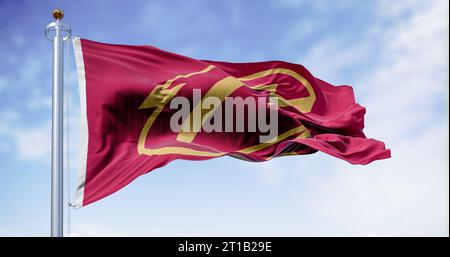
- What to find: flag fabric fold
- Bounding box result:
[72,37,390,207]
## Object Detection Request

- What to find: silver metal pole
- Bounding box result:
[46,9,71,237]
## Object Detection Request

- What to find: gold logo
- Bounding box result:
[137,65,315,159]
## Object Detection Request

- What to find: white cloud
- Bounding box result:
[299,38,372,84]
[13,124,51,161]
[85,0,446,236]
[26,88,52,110]
[0,105,80,162]
[0,110,51,161]
[299,124,448,236]
[0,49,80,162]
[254,0,448,236]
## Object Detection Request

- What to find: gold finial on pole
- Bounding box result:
[52,9,64,20]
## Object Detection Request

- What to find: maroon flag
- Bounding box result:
[72,37,390,207]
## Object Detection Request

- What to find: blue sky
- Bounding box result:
[0,0,448,236]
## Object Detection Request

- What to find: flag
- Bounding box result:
[72,37,390,207]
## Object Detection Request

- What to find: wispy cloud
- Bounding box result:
[262,0,449,236]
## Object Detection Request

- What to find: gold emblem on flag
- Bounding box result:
[137,65,315,158]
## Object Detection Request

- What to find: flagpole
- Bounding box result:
[45,9,71,237]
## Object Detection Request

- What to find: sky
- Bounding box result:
[0,0,448,236]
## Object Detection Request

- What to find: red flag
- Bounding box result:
[72,37,390,207]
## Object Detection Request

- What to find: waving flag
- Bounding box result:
[72,37,390,207]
